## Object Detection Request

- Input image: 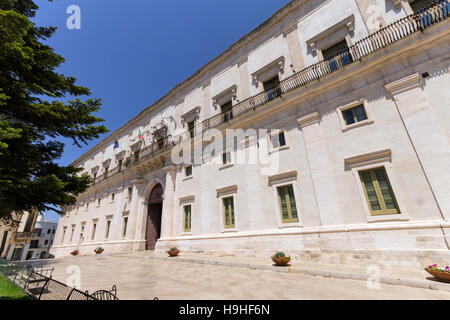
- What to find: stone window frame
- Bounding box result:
[91,219,98,242]
[393,0,426,16]
[306,15,355,61]
[104,215,113,241]
[179,195,195,236]
[183,165,193,181]
[61,226,67,244]
[212,85,238,112]
[216,185,238,233]
[219,148,234,171]
[251,56,285,91]
[268,129,290,154]
[345,149,410,223]
[121,212,129,239]
[268,171,303,229]
[181,106,201,138]
[337,99,374,132]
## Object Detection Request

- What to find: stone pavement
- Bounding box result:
[40,251,450,300]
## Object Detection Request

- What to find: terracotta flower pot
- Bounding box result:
[167,250,180,257]
[425,269,450,283]
[272,256,291,266]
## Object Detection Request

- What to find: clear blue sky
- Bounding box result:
[33,0,291,222]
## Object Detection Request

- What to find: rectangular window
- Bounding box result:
[263,76,280,91]
[271,131,286,150]
[62,228,66,243]
[223,197,235,228]
[105,220,111,239]
[277,185,299,223]
[128,187,133,199]
[91,223,97,240]
[86,202,89,210]
[97,198,101,206]
[70,228,74,243]
[410,0,431,12]
[122,217,128,238]
[188,120,195,138]
[359,167,400,216]
[111,193,115,202]
[80,226,85,243]
[322,39,350,60]
[118,159,123,171]
[185,165,192,177]
[222,151,231,165]
[221,100,233,122]
[184,205,192,232]
[342,104,368,125]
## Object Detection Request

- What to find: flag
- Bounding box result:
[113,140,119,149]
[138,129,144,141]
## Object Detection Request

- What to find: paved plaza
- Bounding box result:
[42,252,450,300]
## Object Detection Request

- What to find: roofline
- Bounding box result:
[70,0,304,167]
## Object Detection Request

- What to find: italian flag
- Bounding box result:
[138,129,144,141]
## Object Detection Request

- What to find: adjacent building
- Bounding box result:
[51,0,450,267]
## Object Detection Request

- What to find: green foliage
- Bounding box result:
[0,275,30,300]
[0,0,108,220]
[274,252,286,258]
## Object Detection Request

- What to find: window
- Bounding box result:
[91,223,97,240]
[359,167,400,216]
[185,165,192,177]
[222,151,231,165]
[134,151,140,163]
[80,226,85,243]
[122,217,128,238]
[263,76,282,101]
[111,193,115,202]
[86,202,89,210]
[188,120,195,138]
[62,227,67,243]
[44,240,48,245]
[105,220,111,239]
[47,229,51,234]
[70,227,75,243]
[277,185,299,223]
[271,131,286,150]
[127,187,133,199]
[97,198,101,206]
[322,39,350,60]
[118,159,123,171]
[410,0,431,12]
[342,104,368,126]
[222,197,235,228]
[221,100,233,122]
[183,205,192,232]
[30,240,39,249]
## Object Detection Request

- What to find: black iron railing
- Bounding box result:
[0,259,119,300]
[202,1,449,131]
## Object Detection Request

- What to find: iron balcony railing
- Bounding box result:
[202,1,449,131]
[89,1,448,187]
[92,137,176,185]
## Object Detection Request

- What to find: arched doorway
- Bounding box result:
[146,184,163,250]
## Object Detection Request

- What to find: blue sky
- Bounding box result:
[33,0,291,222]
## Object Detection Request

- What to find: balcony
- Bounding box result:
[202,3,448,131]
[11,231,34,245]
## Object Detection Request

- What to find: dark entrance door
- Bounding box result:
[146,184,163,250]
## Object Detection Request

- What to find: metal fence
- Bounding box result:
[201,0,449,130]
[0,259,118,300]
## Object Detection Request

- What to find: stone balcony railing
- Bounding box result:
[11,231,34,244]
[88,1,448,188]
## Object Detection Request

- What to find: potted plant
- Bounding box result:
[70,250,79,256]
[424,264,450,282]
[94,247,104,255]
[167,247,180,257]
[271,252,291,266]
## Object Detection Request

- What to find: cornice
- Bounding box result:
[297,112,320,128]
[384,73,422,96]
[70,0,311,167]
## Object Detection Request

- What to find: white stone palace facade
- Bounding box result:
[51,0,450,267]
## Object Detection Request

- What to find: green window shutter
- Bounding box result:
[359,168,400,216]
[223,197,235,228]
[184,205,191,232]
[277,185,299,223]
